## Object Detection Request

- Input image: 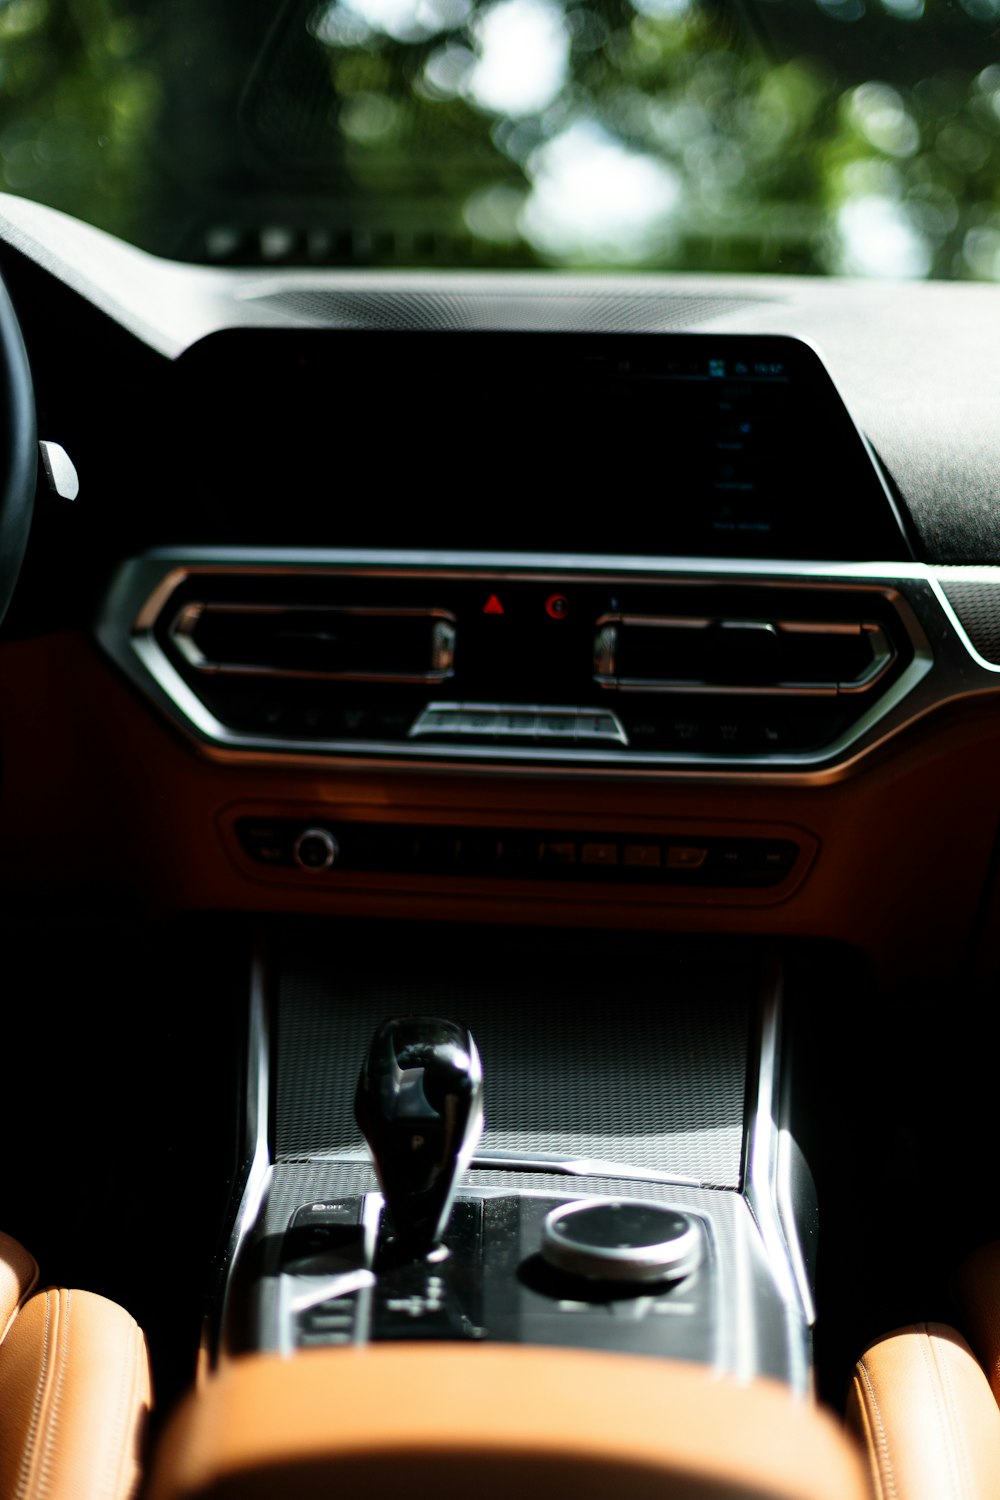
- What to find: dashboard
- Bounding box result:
[3,186,1000,1493]
[2,191,999,979]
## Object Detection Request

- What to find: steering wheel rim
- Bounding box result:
[0,269,36,628]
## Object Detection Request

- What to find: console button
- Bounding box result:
[238,820,290,866]
[665,846,709,871]
[575,711,627,745]
[293,827,339,871]
[540,1200,702,1285]
[622,844,661,869]
[540,841,576,866]
[285,1199,365,1266]
[538,712,576,737]
[581,842,618,868]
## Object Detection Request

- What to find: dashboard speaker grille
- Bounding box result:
[246,288,777,332]
[271,927,753,1188]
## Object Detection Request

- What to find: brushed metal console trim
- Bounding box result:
[212,945,272,1365]
[298,1145,704,1189]
[744,958,812,1396]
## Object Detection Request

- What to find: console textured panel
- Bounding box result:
[939,577,1000,663]
[272,927,754,1188]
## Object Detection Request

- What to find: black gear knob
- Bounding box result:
[354,1016,484,1258]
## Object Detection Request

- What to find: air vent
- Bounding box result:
[593,615,893,695]
[169,603,456,684]
[115,554,929,770]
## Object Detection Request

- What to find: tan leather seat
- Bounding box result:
[846,1242,1000,1500]
[0,1229,152,1500]
[145,1343,872,1500]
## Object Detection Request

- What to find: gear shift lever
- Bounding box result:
[354,1016,484,1259]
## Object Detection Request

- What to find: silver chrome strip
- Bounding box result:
[290,1145,705,1188]
[94,549,1000,784]
[471,1150,703,1187]
[776,1123,816,1331]
[170,603,206,667]
[116,545,942,580]
[353,1192,384,1345]
[213,946,272,1363]
[745,959,812,1396]
[838,622,894,694]
[728,1175,757,1383]
[409,703,629,746]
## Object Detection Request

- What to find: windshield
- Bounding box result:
[0,0,998,278]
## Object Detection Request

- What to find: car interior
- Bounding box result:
[4,3,1000,1498]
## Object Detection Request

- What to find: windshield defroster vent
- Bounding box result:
[239,287,780,332]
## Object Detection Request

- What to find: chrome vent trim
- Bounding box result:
[169,601,456,684]
[592,614,894,697]
[90,549,1000,784]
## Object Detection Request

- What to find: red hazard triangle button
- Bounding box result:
[482,594,505,615]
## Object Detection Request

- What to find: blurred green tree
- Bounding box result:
[0,0,998,277]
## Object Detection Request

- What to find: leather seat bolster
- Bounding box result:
[0,1286,152,1500]
[0,1232,39,1341]
[846,1321,1000,1500]
[146,1344,870,1500]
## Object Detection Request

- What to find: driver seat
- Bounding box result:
[846,1241,1000,1500]
[0,1230,151,1499]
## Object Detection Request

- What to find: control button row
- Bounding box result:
[409,704,627,745]
[297,1296,357,1347]
[284,1199,368,1350]
[623,706,854,755]
[204,682,852,757]
[236,820,800,887]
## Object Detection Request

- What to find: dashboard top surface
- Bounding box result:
[0,192,998,568]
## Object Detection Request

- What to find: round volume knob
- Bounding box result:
[293,827,339,871]
[541,1199,701,1285]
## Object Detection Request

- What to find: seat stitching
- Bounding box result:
[848,1370,884,1500]
[14,1290,52,1500]
[105,1317,141,1500]
[925,1326,975,1500]
[915,1324,963,1500]
[35,1288,72,1500]
[855,1356,898,1500]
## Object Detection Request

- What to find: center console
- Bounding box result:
[143,923,868,1500]
[214,925,812,1390]
[92,323,913,1498]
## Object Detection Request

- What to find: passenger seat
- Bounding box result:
[846,1242,1000,1500]
[0,1229,151,1499]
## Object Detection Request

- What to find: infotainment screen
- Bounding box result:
[173,329,912,561]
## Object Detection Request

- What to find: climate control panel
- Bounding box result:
[235,816,805,889]
[97,549,936,773]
